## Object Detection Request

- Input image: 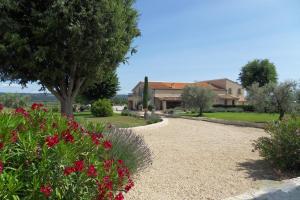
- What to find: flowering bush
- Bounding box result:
[0,103,135,199]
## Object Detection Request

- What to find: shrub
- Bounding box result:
[105,128,152,174]
[254,118,300,172]
[0,103,138,199]
[146,114,162,124]
[91,99,113,117]
[121,109,130,116]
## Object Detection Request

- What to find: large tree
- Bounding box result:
[247,81,297,120]
[0,0,140,116]
[78,69,119,104]
[182,85,215,116]
[239,59,278,88]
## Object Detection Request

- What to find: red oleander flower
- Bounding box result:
[10,130,18,143]
[114,192,124,200]
[103,140,112,150]
[103,160,113,172]
[91,133,103,145]
[42,108,48,112]
[31,103,43,110]
[74,160,84,172]
[125,179,134,193]
[103,176,113,190]
[45,134,59,148]
[117,168,125,179]
[64,166,76,176]
[62,130,74,143]
[0,104,3,112]
[0,160,3,174]
[117,159,124,166]
[15,107,29,117]
[87,165,97,177]
[40,184,52,198]
[0,142,4,150]
[68,120,79,130]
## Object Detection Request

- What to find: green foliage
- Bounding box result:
[0,93,30,108]
[239,59,278,88]
[146,114,162,124]
[111,95,128,106]
[247,81,297,120]
[182,86,215,116]
[0,105,135,199]
[0,0,140,115]
[91,99,113,117]
[143,76,149,109]
[105,128,152,174]
[254,118,300,171]
[79,70,119,104]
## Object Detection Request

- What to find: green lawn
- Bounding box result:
[74,112,147,128]
[204,112,280,123]
[181,112,280,123]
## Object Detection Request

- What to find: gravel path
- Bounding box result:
[126,118,279,200]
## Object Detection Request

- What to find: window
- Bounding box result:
[228,88,232,94]
[238,88,242,95]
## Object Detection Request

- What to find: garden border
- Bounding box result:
[165,115,266,129]
[224,177,300,200]
[119,117,169,131]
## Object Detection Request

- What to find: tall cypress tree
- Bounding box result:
[143,76,149,110]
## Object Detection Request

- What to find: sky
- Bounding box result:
[1,0,300,94]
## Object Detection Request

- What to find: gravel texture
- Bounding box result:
[126,118,279,200]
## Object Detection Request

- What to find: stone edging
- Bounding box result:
[165,115,266,129]
[120,117,169,131]
[224,177,300,200]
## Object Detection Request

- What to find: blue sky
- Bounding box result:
[1,0,299,94]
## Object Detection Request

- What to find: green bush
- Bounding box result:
[121,109,130,116]
[0,103,138,199]
[146,114,162,124]
[91,99,113,117]
[254,118,300,171]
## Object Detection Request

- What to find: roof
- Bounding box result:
[136,82,223,90]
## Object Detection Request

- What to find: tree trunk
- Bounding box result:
[279,111,285,121]
[60,98,74,117]
[198,107,203,117]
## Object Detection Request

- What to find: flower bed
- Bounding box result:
[0,103,135,199]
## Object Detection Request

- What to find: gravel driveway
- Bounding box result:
[126,118,279,200]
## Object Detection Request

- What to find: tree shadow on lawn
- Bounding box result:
[236,159,299,181]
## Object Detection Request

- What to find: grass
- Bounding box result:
[74,112,147,128]
[181,112,280,123]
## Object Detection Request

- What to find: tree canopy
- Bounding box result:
[239,59,278,88]
[79,69,119,104]
[182,85,215,116]
[247,81,297,120]
[0,0,140,115]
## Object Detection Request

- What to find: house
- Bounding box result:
[128,78,246,111]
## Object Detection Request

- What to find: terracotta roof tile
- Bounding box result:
[147,82,222,90]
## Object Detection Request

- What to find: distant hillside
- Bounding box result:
[0,92,57,102]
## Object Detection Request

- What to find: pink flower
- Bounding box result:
[45,134,59,148]
[40,184,52,198]
[64,166,75,176]
[87,165,97,177]
[74,160,84,172]
[117,159,124,166]
[103,140,112,150]
[125,179,134,193]
[0,160,3,174]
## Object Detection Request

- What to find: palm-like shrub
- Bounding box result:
[254,118,300,171]
[91,99,113,117]
[0,104,137,199]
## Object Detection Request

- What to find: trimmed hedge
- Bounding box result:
[91,99,113,117]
